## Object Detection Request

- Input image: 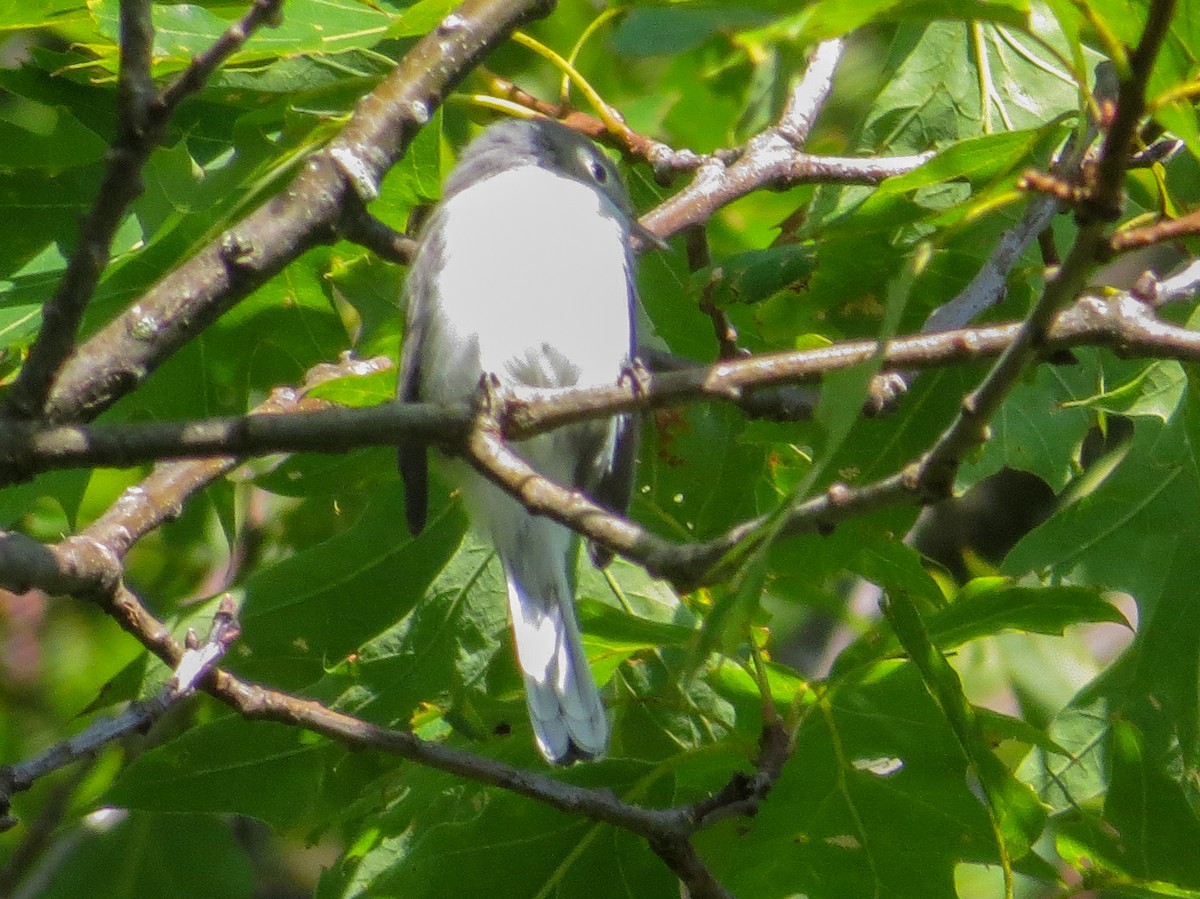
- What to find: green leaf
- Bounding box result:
[378,104,444,215]
[699,660,1015,898]
[1005,395,1200,759]
[37,812,253,899]
[861,20,1087,156]
[870,128,1051,205]
[89,0,401,74]
[0,0,91,33]
[636,404,764,541]
[326,532,693,757]
[612,6,773,57]
[325,246,406,358]
[106,715,324,828]
[0,468,90,528]
[0,99,107,170]
[577,558,696,682]
[327,530,506,731]
[883,589,1047,862]
[1103,718,1200,887]
[693,244,818,308]
[306,368,397,407]
[232,481,466,688]
[928,578,1128,647]
[324,758,677,899]
[962,350,1120,490]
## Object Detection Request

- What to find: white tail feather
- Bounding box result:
[505,571,608,764]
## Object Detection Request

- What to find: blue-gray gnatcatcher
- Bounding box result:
[398,118,651,764]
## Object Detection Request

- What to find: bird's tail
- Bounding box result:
[504,568,608,764]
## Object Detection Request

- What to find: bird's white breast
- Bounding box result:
[428,165,633,394]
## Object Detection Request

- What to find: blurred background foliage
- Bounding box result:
[2,0,1200,897]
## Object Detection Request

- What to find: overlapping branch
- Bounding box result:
[913,0,1177,501]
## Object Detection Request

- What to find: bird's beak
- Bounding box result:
[630,219,670,253]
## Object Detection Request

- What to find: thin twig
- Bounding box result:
[776,38,844,147]
[1110,206,1200,253]
[921,194,1062,334]
[1152,257,1200,306]
[158,0,284,112]
[1081,0,1177,224]
[338,204,421,264]
[0,598,240,830]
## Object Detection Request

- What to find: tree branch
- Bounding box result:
[1110,205,1200,254]
[157,0,284,112]
[34,0,555,424]
[910,0,1177,499]
[633,39,930,241]
[775,38,843,148]
[2,347,756,895]
[0,493,751,899]
[1081,0,1177,224]
[0,598,240,831]
[2,287,1199,487]
[5,0,286,420]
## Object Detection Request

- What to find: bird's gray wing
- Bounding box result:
[585,268,640,568]
[584,411,639,569]
[397,225,442,536]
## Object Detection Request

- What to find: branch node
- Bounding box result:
[436,12,469,35]
[1131,270,1162,304]
[219,232,259,270]
[900,462,923,493]
[330,144,385,202]
[826,482,852,506]
[1017,168,1091,205]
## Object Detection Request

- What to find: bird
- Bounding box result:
[397,117,653,764]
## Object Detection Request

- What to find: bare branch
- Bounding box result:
[922,195,1061,334]
[5,0,286,420]
[36,0,556,424]
[0,388,469,486]
[338,203,420,265]
[1081,0,1177,224]
[1153,258,1200,306]
[648,838,736,899]
[4,283,1200,489]
[117,0,156,132]
[0,598,239,830]
[776,39,844,148]
[642,150,932,243]
[1110,206,1200,254]
[482,43,923,197]
[776,152,935,184]
[158,0,284,112]
[912,0,1179,500]
[632,39,928,241]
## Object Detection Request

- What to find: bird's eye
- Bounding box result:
[576,147,610,184]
